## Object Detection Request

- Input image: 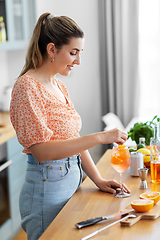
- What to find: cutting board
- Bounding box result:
[120,202,160,227]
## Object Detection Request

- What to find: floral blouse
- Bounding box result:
[10,75,82,154]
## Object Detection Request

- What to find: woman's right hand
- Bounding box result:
[100,128,128,145]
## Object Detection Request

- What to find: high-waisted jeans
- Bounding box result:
[19,154,82,240]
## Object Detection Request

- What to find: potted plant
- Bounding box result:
[127,116,160,146]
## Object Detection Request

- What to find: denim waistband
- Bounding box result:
[27,154,81,166]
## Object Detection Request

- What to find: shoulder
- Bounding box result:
[13,75,38,89]
[12,75,40,96]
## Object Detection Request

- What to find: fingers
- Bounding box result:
[115,130,128,145]
[113,180,131,193]
[105,128,128,145]
[106,187,117,195]
[109,179,121,189]
[99,179,131,194]
[104,180,120,194]
[122,183,131,193]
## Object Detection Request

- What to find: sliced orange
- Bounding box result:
[130,199,154,212]
[118,144,126,149]
[111,156,123,164]
[139,191,160,204]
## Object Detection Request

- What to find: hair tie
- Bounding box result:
[43,14,55,25]
[47,14,54,20]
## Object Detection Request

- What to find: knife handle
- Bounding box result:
[75,216,107,229]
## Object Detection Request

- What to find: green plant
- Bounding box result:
[127,116,160,145]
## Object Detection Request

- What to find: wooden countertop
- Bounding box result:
[0,112,16,144]
[39,150,160,240]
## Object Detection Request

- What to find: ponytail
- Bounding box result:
[19,12,84,77]
[20,13,50,76]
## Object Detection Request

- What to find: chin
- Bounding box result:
[61,71,71,77]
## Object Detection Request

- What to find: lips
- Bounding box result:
[67,65,73,70]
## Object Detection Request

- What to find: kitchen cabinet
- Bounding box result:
[0,0,36,51]
[8,136,27,236]
[0,136,27,240]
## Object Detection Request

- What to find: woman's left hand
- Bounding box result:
[95,178,131,195]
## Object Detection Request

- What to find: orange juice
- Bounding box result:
[111,146,131,174]
[151,161,160,183]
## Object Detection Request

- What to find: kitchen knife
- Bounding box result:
[75,208,134,228]
[81,214,137,240]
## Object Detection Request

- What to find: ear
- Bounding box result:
[47,43,55,58]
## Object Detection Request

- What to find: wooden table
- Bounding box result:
[39,150,160,240]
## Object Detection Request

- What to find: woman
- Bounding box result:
[10,12,130,240]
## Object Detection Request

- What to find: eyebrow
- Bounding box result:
[72,48,83,51]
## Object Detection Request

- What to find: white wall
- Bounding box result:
[0,52,9,109]
[0,0,102,163]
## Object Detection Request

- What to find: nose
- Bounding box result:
[74,54,80,65]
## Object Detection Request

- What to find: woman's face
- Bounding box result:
[53,37,84,76]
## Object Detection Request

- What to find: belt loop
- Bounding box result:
[68,157,71,168]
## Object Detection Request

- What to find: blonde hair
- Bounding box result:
[20,12,84,76]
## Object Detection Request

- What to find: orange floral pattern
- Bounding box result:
[10,75,82,154]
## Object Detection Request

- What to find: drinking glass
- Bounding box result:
[111,144,131,198]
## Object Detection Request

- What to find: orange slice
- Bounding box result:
[139,191,160,204]
[111,156,123,164]
[118,144,126,149]
[130,199,154,212]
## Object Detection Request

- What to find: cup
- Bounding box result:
[130,152,144,176]
[138,168,148,189]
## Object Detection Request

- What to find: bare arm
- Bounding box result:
[29,128,128,162]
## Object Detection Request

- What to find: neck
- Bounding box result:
[27,62,57,85]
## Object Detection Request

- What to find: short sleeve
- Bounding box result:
[10,77,53,151]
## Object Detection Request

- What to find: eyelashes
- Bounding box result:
[70,52,76,56]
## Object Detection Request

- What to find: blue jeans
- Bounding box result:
[19,154,82,240]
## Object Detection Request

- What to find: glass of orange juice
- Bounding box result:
[111,144,131,198]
